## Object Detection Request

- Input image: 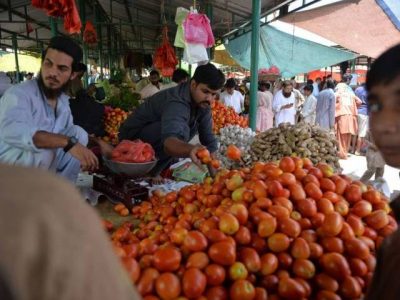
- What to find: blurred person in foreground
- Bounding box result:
[365,43,400,300]
[0,163,140,300]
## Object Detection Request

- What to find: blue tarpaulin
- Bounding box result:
[225,25,357,77]
[376,0,400,30]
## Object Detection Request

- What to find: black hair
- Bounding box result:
[192,63,225,90]
[259,81,271,90]
[77,63,87,73]
[316,77,321,81]
[303,84,314,92]
[326,80,335,89]
[366,44,400,92]
[225,78,236,88]
[172,68,189,83]
[44,36,83,72]
[150,70,160,77]
[306,79,313,85]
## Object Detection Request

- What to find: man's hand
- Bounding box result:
[189,145,206,169]
[92,137,114,159]
[68,143,99,172]
[281,103,294,110]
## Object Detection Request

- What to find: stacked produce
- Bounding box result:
[212,101,248,134]
[103,106,129,145]
[250,122,340,169]
[217,125,256,168]
[111,140,155,163]
[107,157,396,299]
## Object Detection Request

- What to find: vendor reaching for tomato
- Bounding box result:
[118,63,225,177]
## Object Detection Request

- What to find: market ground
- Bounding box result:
[340,154,400,199]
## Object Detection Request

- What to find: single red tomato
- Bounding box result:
[291,237,311,259]
[205,264,226,286]
[186,251,209,269]
[183,230,208,252]
[155,272,181,300]
[182,268,207,298]
[239,247,262,272]
[292,259,316,279]
[315,273,339,292]
[153,247,182,272]
[230,279,256,300]
[260,253,279,276]
[208,240,236,265]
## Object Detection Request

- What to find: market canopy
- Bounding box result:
[225,24,356,78]
[281,0,400,58]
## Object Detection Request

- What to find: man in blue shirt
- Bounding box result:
[354,83,369,155]
[0,36,105,182]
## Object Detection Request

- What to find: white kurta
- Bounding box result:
[272,90,296,126]
[220,90,244,113]
[301,94,318,125]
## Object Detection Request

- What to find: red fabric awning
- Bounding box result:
[281,0,400,58]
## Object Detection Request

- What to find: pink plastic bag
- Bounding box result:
[183,12,215,48]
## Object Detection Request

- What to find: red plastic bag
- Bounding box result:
[83,20,98,45]
[183,12,215,48]
[153,26,178,77]
[111,140,155,163]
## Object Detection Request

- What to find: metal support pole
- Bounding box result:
[12,34,20,83]
[95,4,104,77]
[249,0,261,130]
[78,0,88,88]
[189,64,192,77]
[206,3,213,59]
[49,17,57,37]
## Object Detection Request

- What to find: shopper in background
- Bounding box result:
[360,131,385,183]
[256,81,274,132]
[272,80,296,126]
[219,78,244,114]
[162,68,190,90]
[315,80,336,131]
[301,84,318,125]
[312,77,321,97]
[364,43,400,300]
[140,70,163,99]
[335,82,361,159]
[353,83,369,155]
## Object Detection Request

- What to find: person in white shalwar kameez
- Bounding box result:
[272,80,296,126]
[301,84,318,125]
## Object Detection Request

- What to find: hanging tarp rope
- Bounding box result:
[225,25,356,78]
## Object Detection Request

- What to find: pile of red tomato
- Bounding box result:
[212,101,248,134]
[106,156,396,300]
[103,106,129,145]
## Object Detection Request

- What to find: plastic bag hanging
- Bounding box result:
[83,20,98,46]
[31,0,82,34]
[153,26,178,77]
[174,7,189,48]
[183,12,215,48]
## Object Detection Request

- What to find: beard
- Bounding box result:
[38,71,71,99]
[283,92,292,98]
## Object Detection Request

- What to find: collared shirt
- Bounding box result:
[140,83,163,99]
[0,79,82,167]
[355,85,368,115]
[220,90,244,114]
[119,81,217,155]
[315,88,335,130]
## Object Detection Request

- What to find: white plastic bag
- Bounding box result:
[183,43,209,64]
